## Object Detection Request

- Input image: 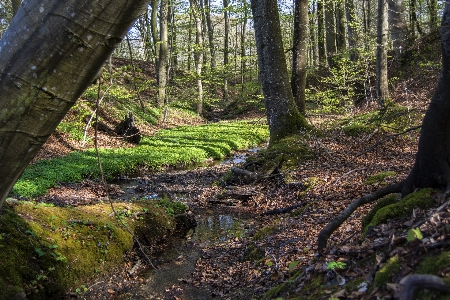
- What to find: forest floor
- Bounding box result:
[26,31,450,299]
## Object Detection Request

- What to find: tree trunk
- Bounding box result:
[317,0,327,63]
[325,0,337,66]
[336,0,347,52]
[250,0,309,145]
[190,0,204,115]
[388,0,407,55]
[158,0,169,108]
[402,4,450,194]
[376,0,389,108]
[428,0,438,31]
[204,0,216,70]
[0,0,148,208]
[223,0,229,101]
[151,0,160,66]
[240,0,248,89]
[291,0,309,114]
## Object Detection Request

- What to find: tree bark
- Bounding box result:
[317,0,327,63]
[204,0,216,70]
[151,0,160,66]
[0,0,148,208]
[223,0,230,101]
[376,0,389,108]
[189,0,204,115]
[388,0,407,55]
[402,4,450,195]
[250,0,309,144]
[158,0,169,108]
[291,0,309,114]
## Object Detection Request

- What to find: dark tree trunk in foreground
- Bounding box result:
[251,0,309,145]
[318,4,450,251]
[402,4,450,195]
[0,0,148,208]
[291,0,309,114]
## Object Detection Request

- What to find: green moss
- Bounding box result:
[373,255,402,288]
[416,251,450,275]
[362,193,399,229]
[243,244,265,262]
[252,224,279,241]
[363,188,434,233]
[0,200,176,299]
[364,171,396,185]
[263,282,287,299]
[266,135,313,168]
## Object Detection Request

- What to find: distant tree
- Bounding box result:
[223,0,230,101]
[376,0,389,107]
[158,0,169,108]
[388,0,407,55]
[0,0,149,208]
[251,0,309,144]
[189,0,204,115]
[291,0,309,114]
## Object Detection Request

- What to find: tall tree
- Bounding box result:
[204,0,216,70]
[223,0,230,101]
[250,0,309,145]
[291,0,309,114]
[317,0,327,63]
[0,0,148,208]
[376,0,389,107]
[151,0,159,65]
[336,0,347,52]
[189,0,204,115]
[325,0,337,65]
[158,0,169,107]
[388,0,407,55]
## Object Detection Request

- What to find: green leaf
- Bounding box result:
[288,261,300,270]
[407,227,423,242]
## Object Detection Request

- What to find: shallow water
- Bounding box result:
[115,213,246,300]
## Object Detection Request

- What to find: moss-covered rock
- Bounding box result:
[252,224,279,241]
[0,199,180,299]
[363,188,435,234]
[373,255,402,288]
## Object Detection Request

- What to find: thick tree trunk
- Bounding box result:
[250,0,309,144]
[325,0,337,66]
[0,0,148,208]
[291,0,309,114]
[158,0,169,108]
[402,4,450,195]
[336,0,347,52]
[376,0,389,108]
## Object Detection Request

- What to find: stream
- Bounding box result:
[112,150,261,299]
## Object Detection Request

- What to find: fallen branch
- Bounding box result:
[262,202,305,216]
[317,181,403,252]
[397,274,450,300]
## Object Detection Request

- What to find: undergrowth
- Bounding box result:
[12,120,268,198]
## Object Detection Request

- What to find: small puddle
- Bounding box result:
[116,212,247,300]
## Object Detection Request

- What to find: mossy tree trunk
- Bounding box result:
[402,3,450,195]
[250,0,309,146]
[158,0,169,108]
[0,0,148,209]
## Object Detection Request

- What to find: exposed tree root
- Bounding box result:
[262,202,305,216]
[397,274,450,300]
[317,181,404,252]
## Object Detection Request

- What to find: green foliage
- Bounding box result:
[326,261,347,270]
[363,189,435,234]
[407,227,423,242]
[154,197,187,216]
[364,171,396,185]
[373,255,402,288]
[13,120,268,198]
[417,251,450,275]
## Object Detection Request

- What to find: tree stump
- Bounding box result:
[115,112,141,144]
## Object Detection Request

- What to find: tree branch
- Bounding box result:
[397,274,450,300]
[317,181,403,252]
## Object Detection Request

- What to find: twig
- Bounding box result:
[93,79,156,270]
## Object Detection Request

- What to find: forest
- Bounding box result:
[0,0,450,299]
